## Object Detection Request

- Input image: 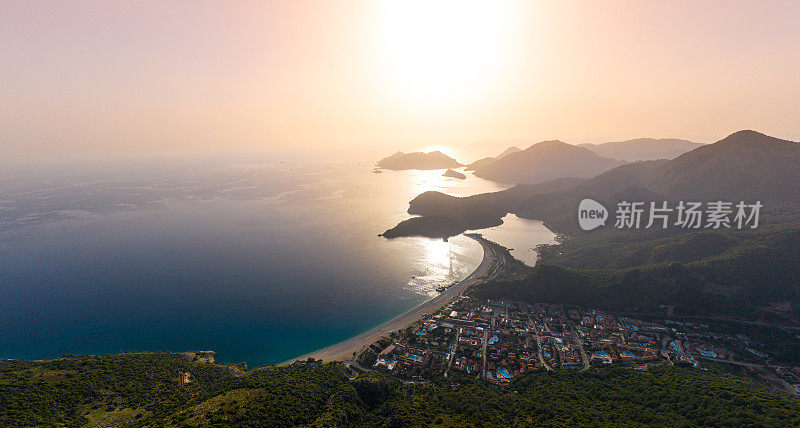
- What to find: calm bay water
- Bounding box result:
[478,214,558,267]
[0,154,554,365]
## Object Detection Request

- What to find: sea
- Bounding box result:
[0,152,555,366]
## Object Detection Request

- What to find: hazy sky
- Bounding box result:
[2,0,799,159]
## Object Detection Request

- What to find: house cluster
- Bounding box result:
[362,297,796,388]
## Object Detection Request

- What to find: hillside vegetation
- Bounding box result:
[1,353,799,426]
[389,131,800,322]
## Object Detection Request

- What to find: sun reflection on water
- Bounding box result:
[376,166,507,297]
[405,237,456,296]
[403,168,506,199]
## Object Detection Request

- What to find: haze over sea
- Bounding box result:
[0,152,554,366]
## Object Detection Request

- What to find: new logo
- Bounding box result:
[578,198,608,231]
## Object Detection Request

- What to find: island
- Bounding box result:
[376,151,462,170]
[442,169,466,179]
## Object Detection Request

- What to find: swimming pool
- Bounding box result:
[497,368,512,379]
[378,358,396,370]
[408,354,423,363]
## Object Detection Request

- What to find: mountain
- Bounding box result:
[384,130,800,321]
[473,140,624,184]
[496,146,521,158]
[579,138,704,161]
[464,146,521,171]
[649,130,800,202]
[516,130,800,222]
[513,160,667,221]
[464,157,494,171]
[386,130,800,238]
[376,151,461,170]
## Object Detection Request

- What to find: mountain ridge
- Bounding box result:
[473,140,624,184]
[578,138,704,161]
[464,146,521,171]
[384,130,800,238]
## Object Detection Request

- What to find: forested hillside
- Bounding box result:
[390,131,800,322]
[1,353,799,427]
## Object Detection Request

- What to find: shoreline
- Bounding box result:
[278,233,498,365]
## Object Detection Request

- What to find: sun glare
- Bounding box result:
[406,237,454,295]
[380,1,511,108]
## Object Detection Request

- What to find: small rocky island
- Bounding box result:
[376,151,461,170]
[442,169,466,179]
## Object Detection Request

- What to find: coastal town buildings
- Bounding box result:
[360,297,798,389]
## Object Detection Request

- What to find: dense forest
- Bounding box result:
[1,353,799,426]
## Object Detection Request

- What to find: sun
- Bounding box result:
[379,1,511,108]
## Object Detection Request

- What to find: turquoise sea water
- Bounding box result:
[0,154,554,366]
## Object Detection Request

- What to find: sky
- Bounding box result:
[2,0,800,161]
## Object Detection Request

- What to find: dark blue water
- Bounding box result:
[0,155,549,365]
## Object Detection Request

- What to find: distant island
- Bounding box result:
[442,169,466,179]
[376,151,461,170]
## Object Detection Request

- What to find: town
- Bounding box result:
[354,297,800,394]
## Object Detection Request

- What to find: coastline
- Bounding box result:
[278,234,498,365]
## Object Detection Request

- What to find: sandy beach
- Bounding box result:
[279,234,498,365]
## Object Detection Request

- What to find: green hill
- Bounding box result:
[1,353,799,427]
